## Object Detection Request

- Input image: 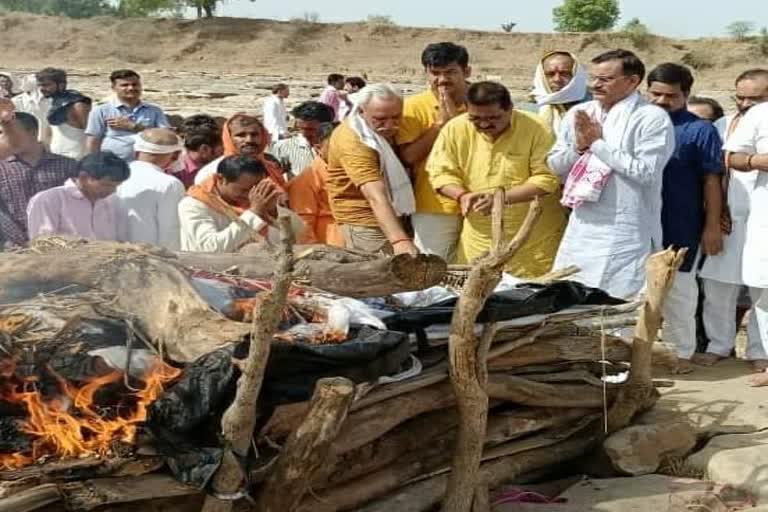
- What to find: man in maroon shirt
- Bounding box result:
[0,99,77,247]
[176,114,223,189]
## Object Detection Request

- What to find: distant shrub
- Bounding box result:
[757,27,768,56]
[619,17,653,49]
[501,21,516,33]
[726,20,755,40]
[367,14,395,26]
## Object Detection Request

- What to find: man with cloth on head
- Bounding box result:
[194,113,287,189]
[116,128,185,250]
[531,51,590,134]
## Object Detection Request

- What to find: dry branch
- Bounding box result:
[202,215,295,512]
[486,374,615,408]
[258,377,355,511]
[607,248,686,432]
[443,198,542,512]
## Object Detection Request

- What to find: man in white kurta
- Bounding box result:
[262,84,289,143]
[698,69,768,370]
[548,50,675,299]
[116,129,185,250]
[722,102,768,386]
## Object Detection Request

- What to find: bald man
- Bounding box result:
[115,128,185,249]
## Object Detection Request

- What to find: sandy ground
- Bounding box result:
[1,13,761,119]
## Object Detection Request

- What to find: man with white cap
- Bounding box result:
[116,128,185,250]
[531,51,590,134]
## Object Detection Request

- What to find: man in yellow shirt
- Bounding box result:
[326,84,418,256]
[397,42,470,260]
[427,82,567,278]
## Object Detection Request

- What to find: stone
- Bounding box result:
[686,431,768,502]
[492,475,714,512]
[603,422,697,475]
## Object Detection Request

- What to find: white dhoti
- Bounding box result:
[702,280,764,359]
[412,212,462,262]
[662,253,700,359]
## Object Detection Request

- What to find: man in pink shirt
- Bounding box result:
[318,73,346,122]
[27,151,130,241]
[176,114,222,189]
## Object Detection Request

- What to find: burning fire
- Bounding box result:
[0,361,180,470]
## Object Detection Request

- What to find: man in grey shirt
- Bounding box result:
[85,69,169,161]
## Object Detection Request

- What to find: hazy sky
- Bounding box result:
[212,0,766,38]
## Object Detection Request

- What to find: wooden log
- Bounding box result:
[488,335,631,369]
[259,367,451,441]
[486,373,615,408]
[608,248,686,432]
[202,215,295,512]
[0,484,60,512]
[300,408,594,511]
[0,474,200,512]
[332,381,455,455]
[175,246,447,298]
[258,377,355,512]
[355,433,598,512]
[319,406,594,490]
[60,474,199,511]
[0,457,165,499]
[444,197,543,512]
[0,241,250,364]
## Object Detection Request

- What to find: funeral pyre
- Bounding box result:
[0,235,683,512]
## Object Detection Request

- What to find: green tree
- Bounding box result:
[726,20,755,40]
[553,0,620,32]
[620,17,652,49]
[0,0,115,18]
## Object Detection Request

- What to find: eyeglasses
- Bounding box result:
[589,75,625,84]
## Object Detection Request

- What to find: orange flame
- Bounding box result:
[0,361,180,470]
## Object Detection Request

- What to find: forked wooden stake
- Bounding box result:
[442,196,542,512]
[201,215,296,512]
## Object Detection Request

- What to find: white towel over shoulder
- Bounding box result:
[348,112,415,216]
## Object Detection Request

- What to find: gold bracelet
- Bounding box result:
[746,154,755,169]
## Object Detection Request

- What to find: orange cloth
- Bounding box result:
[223,113,287,189]
[287,156,343,246]
[187,174,248,216]
[326,120,383,227]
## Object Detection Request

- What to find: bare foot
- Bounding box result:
[674,358,694,375]
[750,359,768,373]
[692,353,726,367]
[748,371,768,387]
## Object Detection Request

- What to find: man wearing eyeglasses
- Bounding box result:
[548,49,675,300]
[699,69,768,371]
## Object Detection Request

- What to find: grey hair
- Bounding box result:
[356,83,402,108]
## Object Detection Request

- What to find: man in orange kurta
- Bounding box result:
[287,122,343,246]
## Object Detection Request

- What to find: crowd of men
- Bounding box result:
[1,42,767,383]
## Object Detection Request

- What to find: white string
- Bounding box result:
[600,307,608,434]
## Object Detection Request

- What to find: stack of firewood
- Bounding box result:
[0,202,685,512]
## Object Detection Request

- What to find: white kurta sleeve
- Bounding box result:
[179,198,268,253]
[724,104,768,154]
[156,179,185,251]
[589,112,674,186]
[547,109,580,179]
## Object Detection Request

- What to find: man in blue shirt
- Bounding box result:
[85,69,169,161]
[647,63,724,374]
